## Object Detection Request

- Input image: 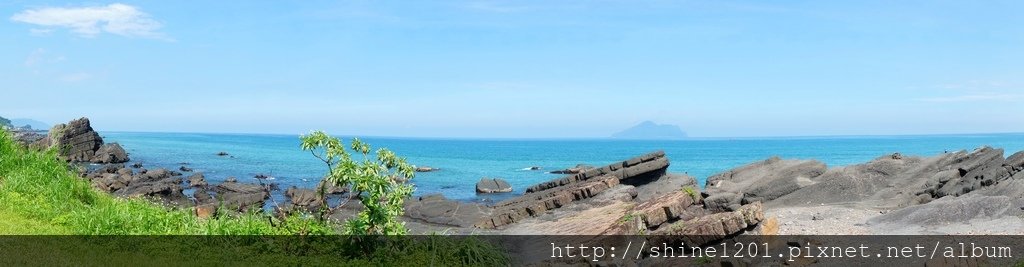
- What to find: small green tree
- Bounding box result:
[300,131,415,235]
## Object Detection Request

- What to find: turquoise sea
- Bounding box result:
[101,132,1024,204]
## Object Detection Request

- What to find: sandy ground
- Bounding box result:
[767,204,1024,235]
[767,205,878,235]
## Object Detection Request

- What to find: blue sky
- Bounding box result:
[2,1,1022,138]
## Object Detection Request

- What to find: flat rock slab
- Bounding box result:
[404,194,492,228]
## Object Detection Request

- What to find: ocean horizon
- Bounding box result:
[99,131,1024,205]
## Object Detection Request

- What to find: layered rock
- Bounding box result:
[480,175,623,228]
[474,151,671,229]
[703,157,827,211]
[528,151,669,193]
[34,117,129,164]
[648,202,765,246]
[709,147,1024,213]
[630,188,706,230]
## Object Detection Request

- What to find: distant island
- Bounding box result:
[611,121,688,140]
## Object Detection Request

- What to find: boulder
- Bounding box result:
[37,117,103,162]
[215,181,269,212]
[476,178,513,194]
[285,187,321,212]
[179,166,193,172]
[216,151,229,156]
[187,173,208,188]
[91,143,129,164]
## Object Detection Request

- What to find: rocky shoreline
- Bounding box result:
[11,117,1024,240]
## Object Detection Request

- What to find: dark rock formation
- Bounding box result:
[474,151,672,229]
[92,143,129,164]
[648,202,764,246]
[216,151,229,156]
[548,164,593,175]
[187,173,207,188]
[476,178,512,194]
[631,189,706,230]
[215,180,269,213]
[529,151,669,193]
[284,186,321,212]
[31,118,128,164]
[405,194,492,228]
[112,168,189,207]
[179,166,193,172]
[707,147,1024,214]
[38,117,103,162]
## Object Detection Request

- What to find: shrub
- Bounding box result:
[300,131,416,235]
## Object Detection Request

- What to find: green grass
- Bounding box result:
[682,186,699,202]
[0,207,68,234]
[0,129,510,266]
[0,129,308,235]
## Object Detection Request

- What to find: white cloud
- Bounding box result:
[916,93,1021,103]
[10,3,166,39]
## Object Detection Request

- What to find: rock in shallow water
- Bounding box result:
[476,178,512,194]
[415,166,439,172]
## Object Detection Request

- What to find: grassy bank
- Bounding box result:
[0,130,508,266]
[0,129,310,235]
